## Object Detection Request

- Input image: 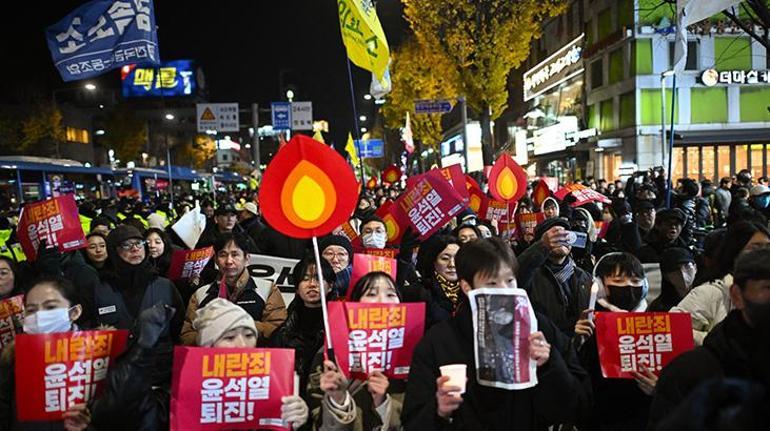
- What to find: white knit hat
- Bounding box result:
[193,298,258,347]
[146,213,166,230]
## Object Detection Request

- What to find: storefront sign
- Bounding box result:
[532,116,579,155]
[523,34,584,102]
[701,68,770,86]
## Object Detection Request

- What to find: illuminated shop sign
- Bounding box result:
[523,34,584,102]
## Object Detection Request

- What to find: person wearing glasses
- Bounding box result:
[94,225,185,384]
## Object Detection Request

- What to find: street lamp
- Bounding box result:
[165,113,175,121]
[359,115,367,122]
[363,94,372,100]
[84,83,97,91]
[286,89,294,102]
[360,127,367,133]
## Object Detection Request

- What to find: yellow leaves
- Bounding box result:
[381,38,458,148]
[21,103,65,150]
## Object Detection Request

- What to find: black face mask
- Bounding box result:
[743,298,770,334]
[607,285,645,311]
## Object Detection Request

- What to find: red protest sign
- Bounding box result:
[438,164,469,203]
[515,212,545,240]
[170,347,295,431]
[332,221,359,244]
[485,200,514,224]
[353,247,398,260]
[531,179,551,208]
[15,330,129,421]
[0,295,24,349]
[467,186,489,217]
[555,183,611,207]
[18,195,86,261]
[259,135,358,239]
[487,154,528,203]
[595,312,694,379]
[347,254,398,298]
[595,220,609,239]
[381,165,402,185]
[167,247,214,281]
[397,172,464,240]
[376,201,408,246]
[328,302,425,380]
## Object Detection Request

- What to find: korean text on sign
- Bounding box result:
[15,330,129,421]
[0,295,24,349]
[167,247,214,281]
[329,302,425,380]
[595,312,695,379]
[18,195,87,262]
[171,347,295,431]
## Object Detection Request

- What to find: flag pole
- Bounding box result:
[345,58,367,185]
[665,74,677,209]
[312,236,335,362]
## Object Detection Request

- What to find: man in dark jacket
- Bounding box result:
[648,247,770,429]
[237,201,265,245]
[402,237,591,430]
[196,203,258,253]
[517,218,592,338]
[635,208,689,263]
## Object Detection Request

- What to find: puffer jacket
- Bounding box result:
[670,274,733,346]
[180,270,287,345]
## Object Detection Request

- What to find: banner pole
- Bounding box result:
[345,58,366,185]
[312,236,335,362]
[665,74,677,209]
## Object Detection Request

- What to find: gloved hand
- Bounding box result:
[281,395,308,430]
[136,303,175,349]
[35,239,62,276]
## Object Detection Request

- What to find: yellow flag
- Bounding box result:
[313,130,325,143]
[345,133,360,166]
[337,0,390,81]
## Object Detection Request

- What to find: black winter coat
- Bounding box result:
[647,310,770,430]
[255,225,310,259]
[401,303,592,430]
[516,243,592,338]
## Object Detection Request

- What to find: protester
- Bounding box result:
[402,237,591,429]
[0,256,22,300]
[269,255,336,398]
[310,272,404,430]
[360,215,389,250]
[541,197,559,219]
[635,208,689,263]
[714,177,732,226]
[196,203,258,252]
[573,252,653,430]
[409,234,462,327]
[145,227,175,276]
[517,218,592,337]
[237,201,265,244]
[0,276,90,431]
[671,221,770,345]
[453,224,480,244]
[83,232,108,271]
[181,233,287,345]
[648,247,697,312]
[319,235,353,297]
[648,247,770,429]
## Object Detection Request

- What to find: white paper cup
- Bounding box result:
[439,364,467,395]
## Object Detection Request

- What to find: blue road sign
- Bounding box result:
[271,102,292,130]
[356,139,384,158]
[414,99,453,114]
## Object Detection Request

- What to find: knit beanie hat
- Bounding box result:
[146,213,166,231]
[318,235,353,260]
[193,298,258,347]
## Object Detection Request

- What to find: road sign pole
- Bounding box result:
[460,97,469,173]
[252,103,261,170]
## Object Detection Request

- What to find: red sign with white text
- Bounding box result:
[0,295,24,349]
[555,183,611,206]
[167,247,214,281]
[515,213,545,240]
[18,195,87,261]
[347,254,398,298]
[170,347,295,430]
[328,302,425,380]
[596,312,694,379]
[397,172,464,240]
[15,330,129,421]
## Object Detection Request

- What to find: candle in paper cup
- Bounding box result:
[439,364,467,395]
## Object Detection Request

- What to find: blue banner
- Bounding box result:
[46,0,160,82]
[121,60,196,97]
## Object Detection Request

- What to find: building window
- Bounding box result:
[714,37,752,70]
[717,145,731,179]
[686,146,700,179]
[65,127,89,144]
[751,144,765,179]
[591,59,603,89]
[691,88,728,124]
[222,154,228,161]
[609,48,624,84]
[702,146,715,182]
[668,41,698,70]
[672,147,684,180]
[736,144,749,173]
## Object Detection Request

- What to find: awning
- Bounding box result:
[674,128,770,145]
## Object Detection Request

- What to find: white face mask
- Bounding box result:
[23,308,73,334]
[362,232,387,249]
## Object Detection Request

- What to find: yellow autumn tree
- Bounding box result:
[178,134,217,169]
[20,103,66,154]
[381,38,458,150]
[402,0,567,164]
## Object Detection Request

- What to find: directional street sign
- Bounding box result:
[356,139,384,158]
[414,99,453,115]
[291,101,313,130]
[196,103,239,133]
[271,102,292,130]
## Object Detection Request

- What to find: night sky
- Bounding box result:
[0,0,407,148]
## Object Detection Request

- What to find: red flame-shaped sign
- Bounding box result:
[487,153,528,203]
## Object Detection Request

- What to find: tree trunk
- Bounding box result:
[479,104,495,166]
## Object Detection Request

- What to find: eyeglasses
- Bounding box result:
[322,251,349,260]
[118,240,146,251]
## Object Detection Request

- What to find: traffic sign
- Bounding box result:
[414,99,453,114]
[196,103,239,133]
[356,139,384,158]
[291,101,313,131]
[271,102,292,130]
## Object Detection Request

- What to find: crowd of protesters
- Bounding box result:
[0,164,767,431]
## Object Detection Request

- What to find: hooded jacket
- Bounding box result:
[401,302,591,430]
[670,274,733,346]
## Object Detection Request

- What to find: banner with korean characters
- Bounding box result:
[170,347,295,430]
[328,302,425,380]
[406,166,468,204]
[167,247,214,281]
[396,171,464,240]
[0,295,24,349]
[347,254,398,298]
[515,212,545,241]
[332,221,359,244]
[18,195,87,262]
[596,312,695,378]
[247,254,300,306]
[554,183,611,207]
[15,330,129,421]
